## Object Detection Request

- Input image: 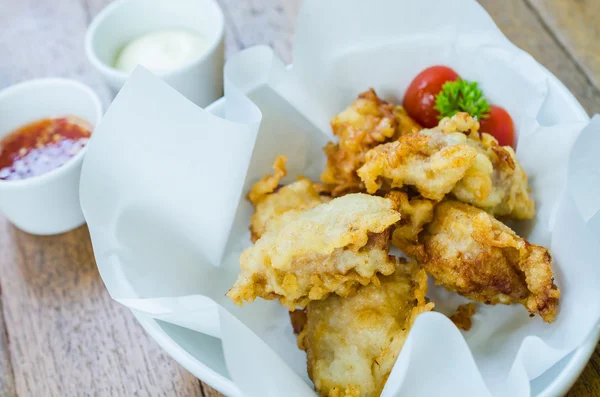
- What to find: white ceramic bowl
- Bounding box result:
[85,0,225,107]
[129,64,600,395]
[0,79,103,235]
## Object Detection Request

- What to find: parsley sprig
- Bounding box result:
[434,79,490,120]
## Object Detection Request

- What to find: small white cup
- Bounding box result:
[0,79,103,235]
[85,0,225,107]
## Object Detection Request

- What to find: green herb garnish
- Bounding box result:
[434,79,491,120]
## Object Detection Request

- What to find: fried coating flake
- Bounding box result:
[449,303,477,331]
[385,191,435,259]
[289,310,307,336]
[247,156,326,241]
[247,155,287,205]
[298,261,434,397]
[321,89,420,197]
[357,113,535,219]
[421,201,559,322]
[227,194,401,310]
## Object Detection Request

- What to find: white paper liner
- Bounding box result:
[80,0,600,396]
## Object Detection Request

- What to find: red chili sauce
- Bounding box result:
[0,117,91,181]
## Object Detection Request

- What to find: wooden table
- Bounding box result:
[0,0,598,396]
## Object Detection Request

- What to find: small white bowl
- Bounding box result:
[0,79,103,235]
[85,0,225,107]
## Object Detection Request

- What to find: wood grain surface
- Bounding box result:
[478,0,600,115]
[0,0,597,396]
[528,0,600,92]
[0,218,204,397]
[0,293,16,397]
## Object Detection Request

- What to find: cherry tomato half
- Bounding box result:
[403,66,459,128]
[479,105,515,148]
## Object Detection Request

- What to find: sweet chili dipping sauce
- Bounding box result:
[0,117,91,181]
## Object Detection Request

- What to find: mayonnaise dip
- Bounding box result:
[114,29,209,74]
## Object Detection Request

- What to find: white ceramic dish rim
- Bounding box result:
[84,0,225,82]
[128,65,599,396]
[0,78,102,190]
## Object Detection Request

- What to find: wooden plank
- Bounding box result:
[215,0,302,63]
[0,297,16,397]
[201,383,226,397]
[0,0,112,105]
[527,0,600,93]
[0,0,204,395]
[0,1,595,397]
[79,0,114,19]
[77,1,597,396]
[477,0,600,116]
[0,219,203,397]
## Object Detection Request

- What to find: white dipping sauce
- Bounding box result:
[115,29,208,74]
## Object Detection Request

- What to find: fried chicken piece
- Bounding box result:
[357,113,535,219]
[358,119,479,200]
[247,156,329,241]
[385,191,435,259]
[449,303,477,331]
[443,116,534,219]
[321,89,420,197]
[227,194,401,310]
[297,261,434,397]
[420,201,559,322]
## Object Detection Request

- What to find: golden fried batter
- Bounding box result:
[247,155,288,205]
[321,89,420,197]
[442,116,534,219]
[247,156,329,241]
[227,194,401,310]
[250,179,325,241]
[298,262,434,397]
[358,121,478,200]
[385,191,435,259]
[421,201,559,322]
[357,113,535,219]
[394,105,422,137]
[449,303,477,331]
[289,310,307,336]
